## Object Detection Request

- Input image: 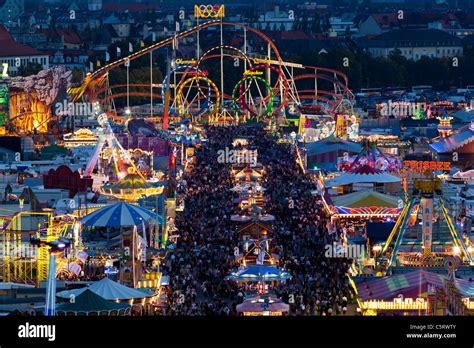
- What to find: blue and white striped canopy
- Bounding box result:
[226,265,291,282]
[80,202,162,227]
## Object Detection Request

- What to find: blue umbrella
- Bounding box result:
[226,265,291,282]
[80,202,162,227]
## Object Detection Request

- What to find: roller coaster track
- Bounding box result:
[74,20,351,115]
[87,21,283,82]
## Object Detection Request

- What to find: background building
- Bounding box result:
[362,29,463,60]
[0,0,25,27]
[0,25,49,75]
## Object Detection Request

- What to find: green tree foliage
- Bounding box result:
[293,47,474,90]
[87,39,166,108]
[311,13,321,34]
[17,62,43,77]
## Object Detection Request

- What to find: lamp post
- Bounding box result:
[31,236,71,316]
[372,244,382,274]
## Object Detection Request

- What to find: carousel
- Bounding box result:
[100,168,165,202]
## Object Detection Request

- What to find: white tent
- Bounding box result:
[453,170,474,180]
[325,165,401,187]
[56,277,153,301]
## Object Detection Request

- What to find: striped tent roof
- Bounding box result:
[105,173,150,191]
[430,122,474,153]
[56,289,131,313]
[356,270,446,301]
[306,134,361,155]
[326,165,401,186]
[33,133,58,145]
[331,190,400,208]
[57,277,154,301]
[356,269,474,301]
[236,295,290,313]
[226,265,291,282]
[80,202,161,227]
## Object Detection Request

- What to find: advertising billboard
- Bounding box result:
[0,83,8,126]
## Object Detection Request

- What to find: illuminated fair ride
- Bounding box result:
[100,168,164,201]
[376,171,474,275]
[69,15,353,128]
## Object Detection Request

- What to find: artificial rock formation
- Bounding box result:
[8,66,72,134]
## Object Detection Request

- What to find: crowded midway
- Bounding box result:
[164,125,353,316]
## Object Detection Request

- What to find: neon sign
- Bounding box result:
[194,4,225,18]
[1,63,8,78]
[363,297,426,310]
[404,160,450,172]
[244,70,263,76]
[175,58,197,65]
[253,58,275,65]
[187,70,208,76]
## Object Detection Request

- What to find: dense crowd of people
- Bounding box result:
[163,124,353,315]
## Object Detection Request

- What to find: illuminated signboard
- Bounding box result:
[194,4,225,18]
[363,297,426,310]
[187,70,208,76]
[244,70,263,76]
[0,63,8,79]
[175,58,197,65]
[0,83,8,126]
[404,160,450,172]
[253,58,272,65]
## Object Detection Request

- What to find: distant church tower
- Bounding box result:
[437,113,453,138]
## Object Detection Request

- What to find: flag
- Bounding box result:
[89,61,93,72]
[140,41,145,48]
[117,46,121,58]
[97,60,101,67]
[129,42,133,53]
[142,221,147,246]
[105,51,110,62]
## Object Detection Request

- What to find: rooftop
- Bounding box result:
[0,25,46,57]
[38,28,82,45]
[365,29,462,47]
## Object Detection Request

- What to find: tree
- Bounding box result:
[301,15,308,33]
[17,62,43,76]
[311,14,321,33]
[71,68,84,85]
[345,25,351,36]
[292,17,300,31]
